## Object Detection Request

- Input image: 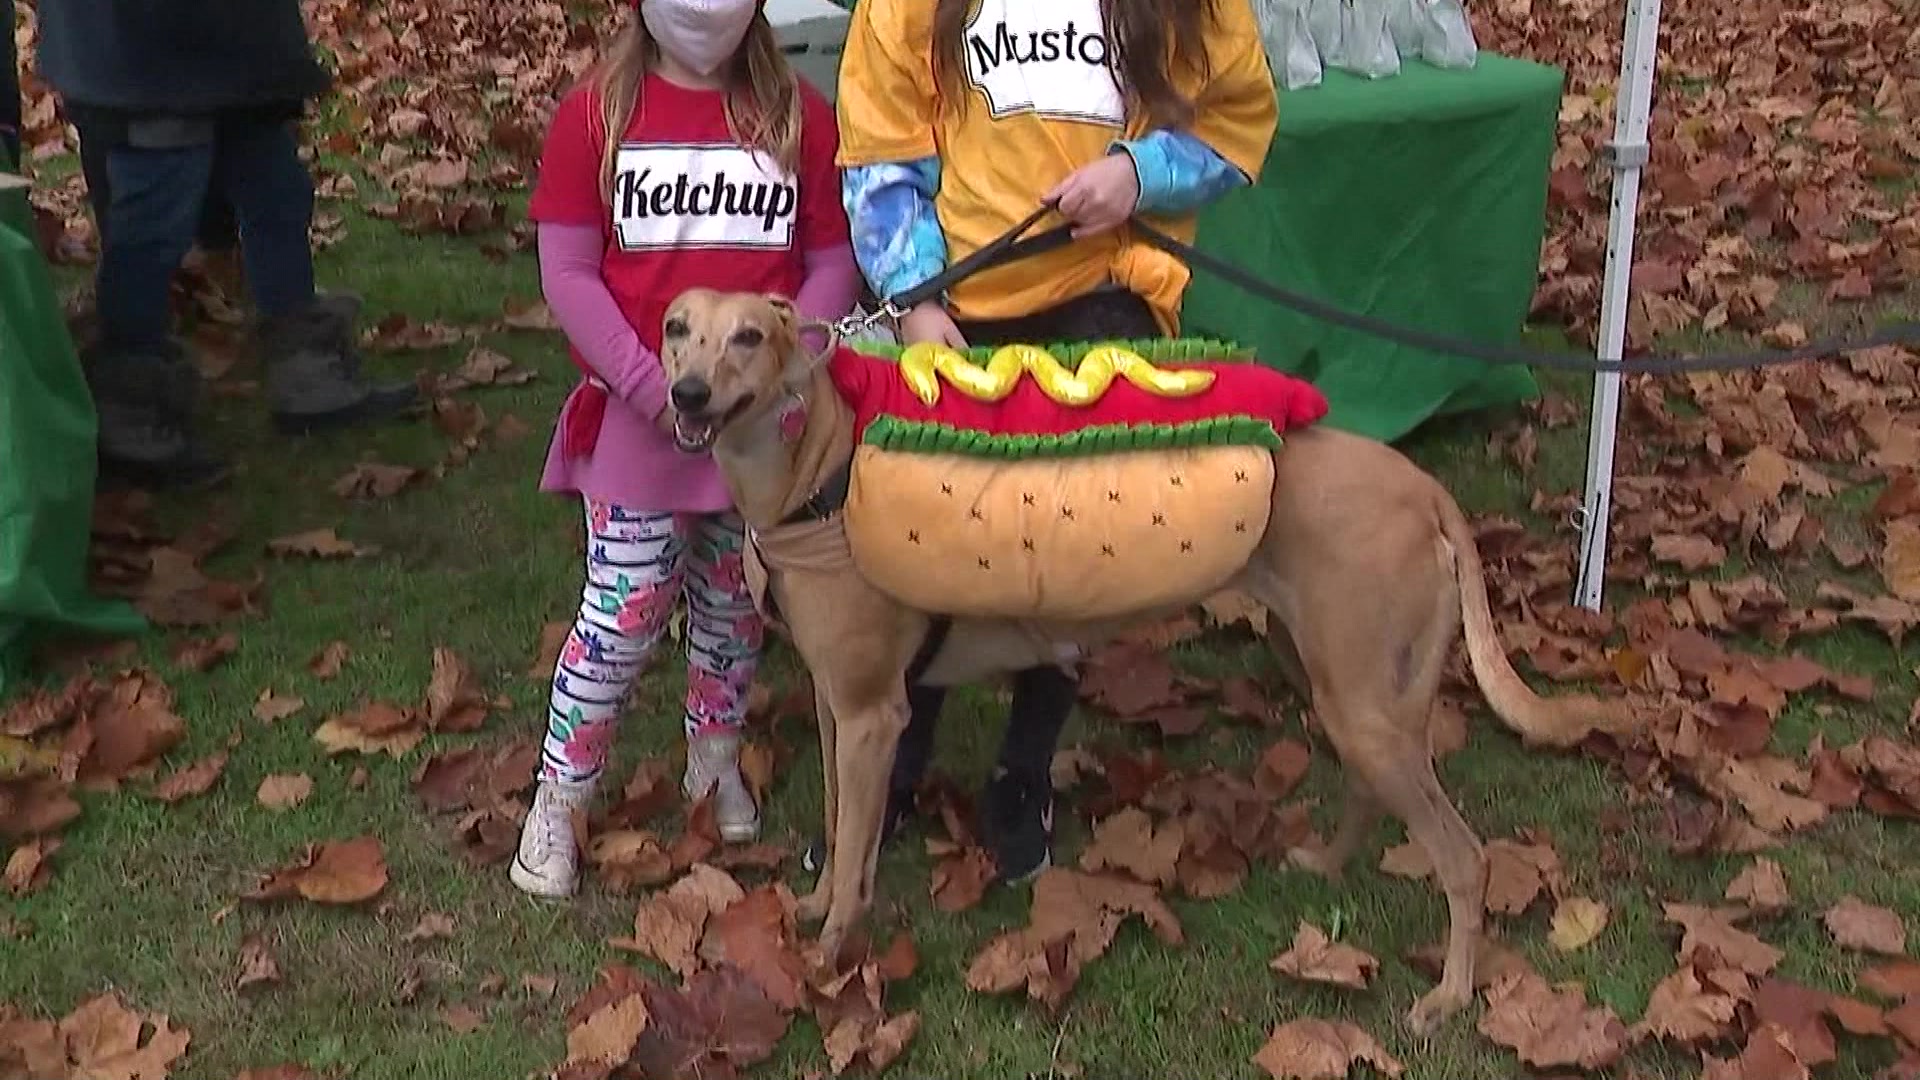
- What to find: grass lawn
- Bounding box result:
[4,197,1919,1079]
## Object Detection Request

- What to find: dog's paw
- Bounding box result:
[1285,844,1344,882]
[796,883,832,924]
[1404,984,1471,1036]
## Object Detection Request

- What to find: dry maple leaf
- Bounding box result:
[1478,972,1629,1071]
[1664,903,1785,976]
[1482,837,1561,916]
[251,690,305,724]
[77,671,187,787]
[1254,738,1312,800]
[313,703,424,759]
[698,884,808,1011]
[1651,533,1728,571]
[307,642,350,680]
[236,933,281,992]
[610,863,744,977]
[823,1010,921,1074]
[1200,590,1269,635]
[54,994,192,1080]
[170,633,238,673]
[564,991,649,1075]
[1824,896,1907,956]
[588,830,676,892]
[440,1004,485,1034]
[266,528,375,559]
[1378,841,1432,880]
[1883,519,1920,601]
[1634,962,1746,1045]
[4,836,60,896]
[256,774,313,811]
[403,912,457,943]
[1251,1018,1402,1080]
[627,965,790,1077]
[246,836,389,905]
[1547,896,1609,952]
[929,844,996,913]
[1726,858,1791,912]
[1078,642,1187,717]
[1702,1023,1815,1080]
[149,752,227,804]
[424,647,490,733]
[1079,807,1184,888]
[330,461,419,500]
[1862,959,1920,1000]
[1268,922,1379,990]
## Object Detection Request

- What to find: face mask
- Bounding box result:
[641,0,759,77]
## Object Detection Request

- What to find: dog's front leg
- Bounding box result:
[796,680,837,924]
[816,689,910,965]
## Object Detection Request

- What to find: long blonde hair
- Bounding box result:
[591,10,804,197]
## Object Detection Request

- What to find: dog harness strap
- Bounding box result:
[903,615,953,687]
[778,456,854,526]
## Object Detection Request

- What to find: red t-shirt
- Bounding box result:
[527,73,848,358]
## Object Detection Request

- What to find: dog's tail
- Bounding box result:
[1436,493,1637,749]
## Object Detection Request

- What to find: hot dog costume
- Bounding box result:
[827,338,1327,620]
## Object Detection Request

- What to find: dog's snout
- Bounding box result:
[669,376,712,414]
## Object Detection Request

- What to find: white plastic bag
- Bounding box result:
[1306,0,1344,67]
[1254,0,1323,90]
[1334,0,1400,79]
[1389,0,1479,69]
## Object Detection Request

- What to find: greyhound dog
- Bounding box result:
[657,287,1630,1033]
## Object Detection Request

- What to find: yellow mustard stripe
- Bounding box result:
[897,343,1216,407]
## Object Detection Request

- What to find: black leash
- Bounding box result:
[1127,220,1920,376]
[864,206,1920,376]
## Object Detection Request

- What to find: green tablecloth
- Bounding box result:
[1184,54,1560,442]
[1,177,145,698]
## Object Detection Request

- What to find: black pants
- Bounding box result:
[74,116,239,253]
[2,0,19,165]
[888,288,1164,795]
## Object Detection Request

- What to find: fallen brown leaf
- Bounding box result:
[1251,1018,1402,1080]
[308,642,351,679]
[1726,858,1791,912]
[403,912,457,943]
[246,836,389,905]
[237,933,281,992]
[4,836,60,895]
[1079,807,1184,888]
[149,752,228,803]
[170,633,238,673]
[1478,971,1629,1071]
[1824,896,1907,956]
[1664,903,1785,975]
[251,689,306,724]
[267,528,375,559]
[256,774,314,811]
[424,647,490,733]
[1268,922,1378,990]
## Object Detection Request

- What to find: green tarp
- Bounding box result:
[1185,54,1561,442]
[0,169,145,699]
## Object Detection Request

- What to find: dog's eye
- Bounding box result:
[731,327,765,348]
[663,318,689,339]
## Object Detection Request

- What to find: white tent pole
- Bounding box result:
[1573,0,1664,611]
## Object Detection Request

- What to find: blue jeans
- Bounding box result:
[95,117,316,351]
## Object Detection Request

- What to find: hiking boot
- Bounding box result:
[510,776,596,899]
[979,766,1053,883]
[260,292,421,435]
[84,343,231,491]
[683,733,761,844]
[801,783,916,875]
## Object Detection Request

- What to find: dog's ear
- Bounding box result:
[763,294,798,328]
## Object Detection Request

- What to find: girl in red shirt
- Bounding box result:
[511,0,858,899]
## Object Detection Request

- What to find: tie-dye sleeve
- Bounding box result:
[842,157,949,303]
[1112,129,1252,216]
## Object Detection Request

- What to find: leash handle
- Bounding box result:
[881,204,1077,316]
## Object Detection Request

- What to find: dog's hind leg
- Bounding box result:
[1287,773,1381,881]
[817,688,910,963]
[797,680,838,924]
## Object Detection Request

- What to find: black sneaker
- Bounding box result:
[802,785,915,875]
[979,767,1053,883]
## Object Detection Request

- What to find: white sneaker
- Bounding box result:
[509,777,595,899]
[684,733,761,844]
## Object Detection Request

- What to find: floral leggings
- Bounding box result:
[539,500,765,785]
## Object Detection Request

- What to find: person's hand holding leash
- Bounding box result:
[1044,153,1141,238]
[899,300,969,348]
